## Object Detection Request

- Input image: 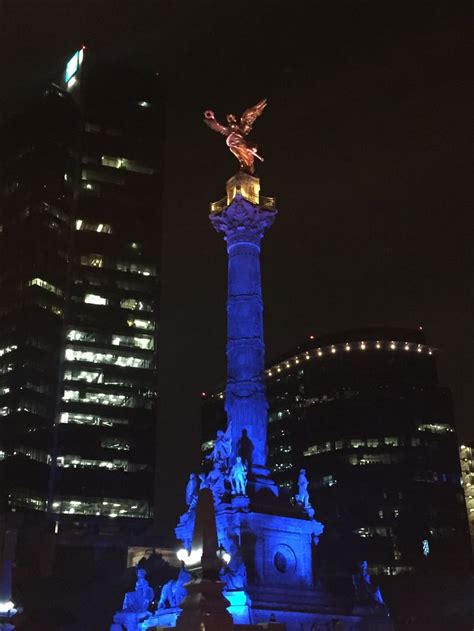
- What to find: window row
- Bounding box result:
[64,368,151,388]
[0,345,17,358]
[56,454,146,472]
[75,219,112,233]
[28,278,63,296]
[304,436,404,456]
[67,329,154,350]
[82,294,155,312]
[62,389,152,409]
[65,347,153,369]
[101,155,154,175]
[9,491,151,518]
[80,253,156,277]
[59,412,128,427]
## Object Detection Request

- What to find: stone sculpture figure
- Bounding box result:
[207,425,232,469]
[157,569,190,609]
[352,561,385,606]
[206,463,226,503]
[230,456,247,495]
[157,579,176,609]
[122,567,154,613]
[221,554,247,591]
[203,99,267,174]
[295,468,310,508]
[185,473,199,508]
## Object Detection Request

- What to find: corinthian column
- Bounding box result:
[210,173,277,473]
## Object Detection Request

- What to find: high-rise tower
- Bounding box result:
[0,48,163,540]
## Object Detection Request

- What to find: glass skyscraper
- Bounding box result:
[0,47,163,534]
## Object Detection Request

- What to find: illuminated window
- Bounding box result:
[84,294,108,306]
[59,412,128,427]
[65,347,152,368]
[422,539,430,556]
[120,298,153,312]
[82,168,124,186]
[417,423,454,434]
[367,438,379,448]
[127,318,155,331]
[115,261,156,276]
[0,345,17,358]
[0,387,10,395]
[64,369,102,383]
[28,278,63,296]
[48,496,150,518]
[66,329,97,343]
[303,441,331,456]
[65,49,84,83]
[0,407,11,416]
[56,454,145,472]
[350,453,393,465]
[63,389,130,407]
[112,335,154,350]
[75,219,112,234]
[335,440,344,450]
[81,254,104,268]
[384,437,399,447]
[323,475,336,487]
[9,492,47,512]
[101,155,154,175]
[351,439,366,449]
[101,437,130,451]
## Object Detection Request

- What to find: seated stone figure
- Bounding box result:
[122,567,154,613]
[157,568,190,609]
[206,462,226,503]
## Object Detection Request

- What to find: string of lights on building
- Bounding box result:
[206,338,437,400]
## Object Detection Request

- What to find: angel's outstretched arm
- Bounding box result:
[203,110,229,136]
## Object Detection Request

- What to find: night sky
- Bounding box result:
[1,1,471,528]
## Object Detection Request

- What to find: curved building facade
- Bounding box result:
[202,327,470,578]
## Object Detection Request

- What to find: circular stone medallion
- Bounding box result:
[272,544,297,574]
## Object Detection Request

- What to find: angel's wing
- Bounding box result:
[203,116,230,136]
[240,98,267,134]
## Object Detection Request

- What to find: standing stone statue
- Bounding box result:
[229,456,247,495]
[295,468,310,508]
[185,473,199,508]
[206,463,226,503]
[352,561,385,606]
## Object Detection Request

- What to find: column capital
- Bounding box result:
[209,196,277,248]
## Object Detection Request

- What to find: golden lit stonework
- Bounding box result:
[210,172,276,213]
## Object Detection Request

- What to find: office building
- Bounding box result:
[0,47,163,535]
[202,327,471,576]
[459,442,474,550]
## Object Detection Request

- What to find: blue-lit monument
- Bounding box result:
[112,101,392,630]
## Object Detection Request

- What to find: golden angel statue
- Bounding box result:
[203,98,267,174]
